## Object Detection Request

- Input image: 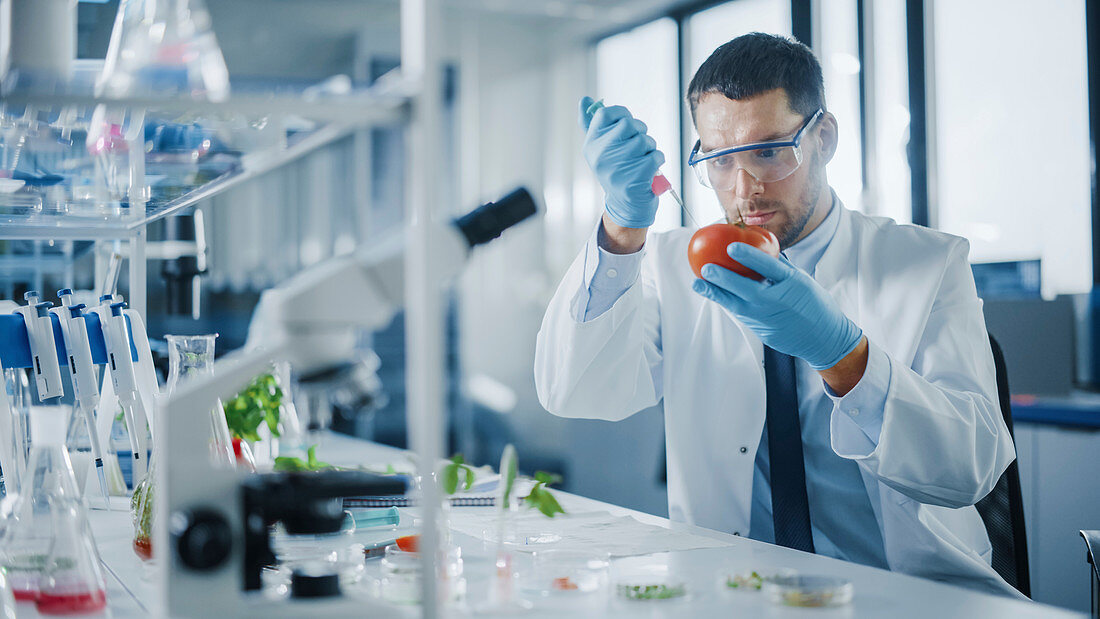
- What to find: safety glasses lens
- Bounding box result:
[692,145,802,189]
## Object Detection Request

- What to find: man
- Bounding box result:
[534,33,1019,597]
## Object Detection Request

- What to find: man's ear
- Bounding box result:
[817,112,839,165]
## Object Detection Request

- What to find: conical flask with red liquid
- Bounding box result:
[35,497,107,614]
[0,406,82,602]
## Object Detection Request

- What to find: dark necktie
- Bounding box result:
[764,345,815,553]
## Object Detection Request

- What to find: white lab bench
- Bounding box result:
[15,431,1083,618]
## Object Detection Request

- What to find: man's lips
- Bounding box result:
[741,211,776,226]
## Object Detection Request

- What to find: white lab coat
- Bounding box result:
[535,205,1020,597]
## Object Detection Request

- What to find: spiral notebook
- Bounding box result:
[343,495,496,508]
[343,474,511,508]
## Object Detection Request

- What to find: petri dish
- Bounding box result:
[481,525,561,547]
[525,549,610,597]
[271,510,356,563]
[379,544,465,606]
[612,564,688,602]
[263,543,367,599]
[761,574,853,607]
[719,567,797,592]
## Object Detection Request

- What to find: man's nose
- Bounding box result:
[734,167,765,199]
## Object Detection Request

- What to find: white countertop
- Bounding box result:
[12,431,1083,618]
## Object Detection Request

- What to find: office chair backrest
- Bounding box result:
[975,333,1031,597]
[1079,530,1100,617]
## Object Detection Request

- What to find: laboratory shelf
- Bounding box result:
[0,122,362,240]
[0,241,93,271]
[0,72,413,125]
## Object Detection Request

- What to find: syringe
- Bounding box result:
[584,99,700,229]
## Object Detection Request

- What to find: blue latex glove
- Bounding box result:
[692,242,863,370]
[578,96,665,229]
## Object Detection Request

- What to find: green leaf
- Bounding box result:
[223,372,285,440]
[441,454,474,495]
[275,445,331,472]
[525,484,565,518]
[311,447,331,470]
[264,406,281,437]
[442,463,459,495]
[273,456,307,472]
[534,471,562,486]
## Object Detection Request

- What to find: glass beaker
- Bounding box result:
[98,0,230,101]
[85,105,145,207]
[0,407,84,601]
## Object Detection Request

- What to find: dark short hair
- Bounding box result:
[687,32,825,120]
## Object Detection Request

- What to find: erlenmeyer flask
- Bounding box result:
[131,334,230,561]
[0,568,17,619]
[0,406,83,601]
[130,451,155,560]
[1,368,33,496]
[64,401,119,510]
[165,334,233,465]
[98,0,230,101]
[63,405,93,496]
[35,498,107,614]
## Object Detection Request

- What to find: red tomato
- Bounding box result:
[687,222,780,281]
[395,534,419,552]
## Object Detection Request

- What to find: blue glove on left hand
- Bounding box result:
[692,242,863,371]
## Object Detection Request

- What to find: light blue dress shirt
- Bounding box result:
[584,197,891,569]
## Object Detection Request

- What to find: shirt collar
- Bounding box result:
[781,191,840,275]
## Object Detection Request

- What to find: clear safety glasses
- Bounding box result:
[688,109,823,189]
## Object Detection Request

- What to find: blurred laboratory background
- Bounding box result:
[1,0,1097,613]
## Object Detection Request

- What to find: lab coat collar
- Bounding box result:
[812,191,861,325]
[783,191,840,274]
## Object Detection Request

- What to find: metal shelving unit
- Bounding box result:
[2,0,448,615]
[0,120,396,240]
[0,81,411,315]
